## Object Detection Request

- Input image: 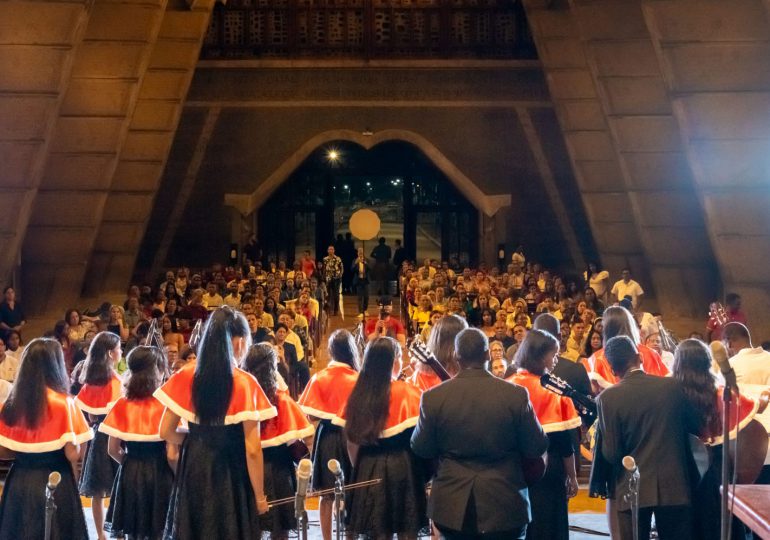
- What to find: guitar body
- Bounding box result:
[732,419,769,484]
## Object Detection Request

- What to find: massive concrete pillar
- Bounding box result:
[19,0,214,314]
[523,0,653,292]
[568,0,718,318]
[83,0,215,297]
[21,0,170,314]
[0,0,92,290]
[644,0,770,332]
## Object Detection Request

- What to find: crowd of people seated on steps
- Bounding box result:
[397,252,731,383]
[24,260,328,402]
[0,245,758,401]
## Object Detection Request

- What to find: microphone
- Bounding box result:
[46,471,61,499]
[328,459,344,481]
[295,458,312,518]
[710,340,738,393]
[622,455,637,474]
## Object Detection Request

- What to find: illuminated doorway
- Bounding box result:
[258,141,478,266]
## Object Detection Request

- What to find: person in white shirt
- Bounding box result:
[723,322,770,483]
[201,282,224,311]
[724,322,770,385]
[610,268,644,309]
[0,336,20,382]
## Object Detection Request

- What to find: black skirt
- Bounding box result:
[105,441,174,539]
[260,445,297,536]
[79,417,119,498]
[164,423,260,540]
[0,449,89,540]
[346,430,428,538]
[526,432,571,540]
[311,420,352,491]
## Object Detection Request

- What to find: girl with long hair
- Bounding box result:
[99,346,175,540]
[240,344,314,540]
[580,306,668,392]
[336,337,427,540]
[411,314,468,392]
[298,329,360,540]
[0,338,93,539]
[672,339,765,540]
[508,329,581,540]
[76,331,123,540]
[579,325,603,365]
[155,306,276,540]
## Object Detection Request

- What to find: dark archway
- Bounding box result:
[257,140,478,267]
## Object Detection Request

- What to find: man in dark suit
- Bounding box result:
[350,247,371,315]
[596,335,699,540]
[411,328,548,539]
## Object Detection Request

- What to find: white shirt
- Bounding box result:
[0,354,20,382]
[0,380,10,404]
[730,346,770,386]
[611,279,644,307]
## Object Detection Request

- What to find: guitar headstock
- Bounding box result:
[540,373,569,395]
[408,336,433,366]
[709,302,728,326]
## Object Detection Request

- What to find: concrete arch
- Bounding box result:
[224,129,511,217]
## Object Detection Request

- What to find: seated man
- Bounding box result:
[364,296,406,347]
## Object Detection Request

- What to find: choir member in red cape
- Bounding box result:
[297,329,359,540]
[508,329,581,540]
[672,339,767,540]
[156,306,276,540]
[410,314,467,392]
[0,338,93,540]
[581,306,668,392]
[99,346,175,540]
[240,343,315,540]
[76,331,123,540]
[336,337,428,539]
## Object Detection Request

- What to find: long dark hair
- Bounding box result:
[328,329,359,371]
[672,339,720,438]
[583,322,603,357]
[81,331,121,386]
[124,346,163,400]
[602,306,640,345]
[240,343,278,406]
[192,306,251,425]
[514,328,559,375]
[426,314,468,376]
[1,339,68,428]
[344,337,399,446]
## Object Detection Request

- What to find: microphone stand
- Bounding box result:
[623,466,640,540]
[721,379,735,540]
[44,481,58,540]
[333,471,345,540]
[295,493,308,540]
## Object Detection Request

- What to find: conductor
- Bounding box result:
[411,328,548,539]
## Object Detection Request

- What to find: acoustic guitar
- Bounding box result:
[408,338,547,485]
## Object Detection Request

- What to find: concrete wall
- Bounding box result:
[136,64,598,278]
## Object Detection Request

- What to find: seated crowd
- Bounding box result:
[398,254,710,382]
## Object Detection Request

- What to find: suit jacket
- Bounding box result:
[350,258,371,285]
[411,369,548,532]
[596,370,698,511]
